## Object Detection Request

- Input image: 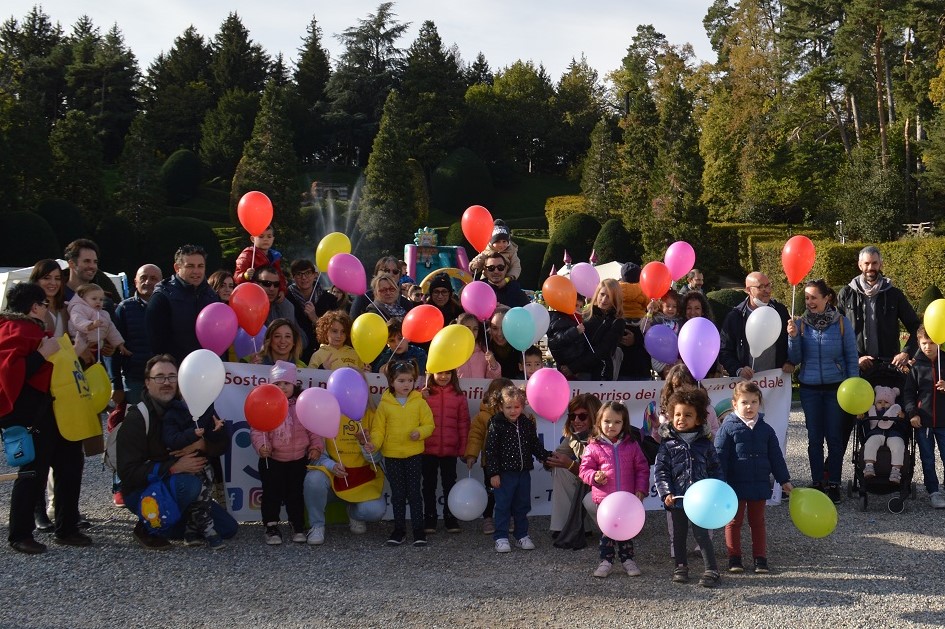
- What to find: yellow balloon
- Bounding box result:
[836,377,874,415]
[925,298,945,345]
[789,487,838,538]
[427,324,475,373]
[85,363,111,414]
[351,312,388,364]
[315,232,352,272]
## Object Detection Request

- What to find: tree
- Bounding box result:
[580,119,621,221]
[553,56,606,174]
[48,110,105,226]
[832,145,904,241]
[210,12,269,96]
[200,88,260,179]
[0,7,69,126]
[465,52,493,86]
[114,114,164,231]
[291,16,332,162]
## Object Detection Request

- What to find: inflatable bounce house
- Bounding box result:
[404,227,472,292]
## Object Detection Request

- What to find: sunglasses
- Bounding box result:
[382,268,402,276]
[568,411,589,422]
[485,265,506,272]
[256,280,279,288]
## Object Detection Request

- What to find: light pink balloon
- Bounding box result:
[327,253,367,296]
[460,281,498,321]
[525,367,570,421]
[597,491,646,541]
[664,241,696,282]
[569,262,601,298]
[296,387,341,438]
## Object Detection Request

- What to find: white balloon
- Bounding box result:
[178,349,227,420]
[524,302,550,346]
[447,477,489,521]
[745,305,782,358]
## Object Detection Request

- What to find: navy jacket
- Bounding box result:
[654,422,723,507]
[714,412,790,501]
[904,350,944,429]
[112,293,150,388]
[145,274,220,364]
[719,298,790,376]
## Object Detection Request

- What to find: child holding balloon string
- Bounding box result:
[235,224,287,300]
[308,310,366,371]
[455,313,501,379]
[464,378,515,535]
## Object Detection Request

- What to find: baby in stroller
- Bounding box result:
[861,385,907,483]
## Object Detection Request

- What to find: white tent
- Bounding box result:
[0,260,128,310]
[556,260,624,282]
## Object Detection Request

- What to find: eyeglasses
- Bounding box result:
[293,270,315,279]
[485,265,506,272]
[36,300,50,309]
[256,280,279,288]
[382,268,402,276]
[431,289,450,296]
[377,286,398,294]
[568,411,589,422]
[148,375,178,384]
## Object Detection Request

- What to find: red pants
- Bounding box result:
[724,499,767,558]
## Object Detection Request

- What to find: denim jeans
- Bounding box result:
[302,469,386,528]
[123,473,238,539]
[799,385,844,484]
[492,470,531,542]
[915,426,945,494]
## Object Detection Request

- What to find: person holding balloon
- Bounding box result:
[469,220,522,284]
[234,225,287,297]
[308,311,365,371]
[903,325,945,509]
[348,256,407,319]
[425,273,464,326]
[547,279,625,380]
[719,272,793,382]
[454,313,501,379]
[464,378,515,535]
[286,259,338,363]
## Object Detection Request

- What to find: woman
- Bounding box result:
[548,279,626,380]
[29,259,67,337]
[425,273,464,324]
[248,318,306,367]
[545,393,603,536]
[682,291,714,324]
[365,273,411,321]
[349,256,404,319]
[208,270,235,303]
[787,278,858,504]
[487,305,518,378]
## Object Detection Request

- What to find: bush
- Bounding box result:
[430,148,494,218]
[916,285,943,317]
[161,149,202,205]
[544,195,585,237]
[143,217,223,281]
[444,221,474,261]
[515,235,548,291]
[95,215,141,279]
[540,212,600,279]
[0,212,59,267]
[593,219,640,265]
[34,198,90,248]
[705,288,746,325]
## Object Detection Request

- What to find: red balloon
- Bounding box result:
[640,261,672,300]
[244,384,288,432]
[237,191,274,237]
[782,235,816,286]
[541,275,577,315]
[229,282,269,336]
[461,205,493,252]
[402,304,445,343]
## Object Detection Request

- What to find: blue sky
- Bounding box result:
[6,1,716,80]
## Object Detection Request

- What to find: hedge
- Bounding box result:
[161,149,202,205]
[35,198,89,249]
[593,219,639,265]
[540,212,600,279]
[143,217,223,280]
[544,195,585,237]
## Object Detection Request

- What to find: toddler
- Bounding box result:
[861,385,907,483]
[235,225,287,298]
[469,219,522,282]
[455,313,500,379]
[371,317,428,375]
[309,310,365,370]
[905,325,945,508]
[648,290,682,377]
[68,284,130,356]
[619,262,648,321]
[464,378,515,535]
[421,369,470,534]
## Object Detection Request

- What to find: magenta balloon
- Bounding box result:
[677,317,720,380]
[664,241,696,282]
[234,325,267,359]
[196,303,239,355]
[525,367,570,421]
[569,262,601,298]
[296,387,341,439]
[326,367,368,420]
[460,281,498,321]
[327,253,367,296]
[597,491,646,541]
[644,324,679,365]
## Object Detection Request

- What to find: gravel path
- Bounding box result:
[2,408,945,629]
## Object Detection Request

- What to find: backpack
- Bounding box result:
[104,401,148,472]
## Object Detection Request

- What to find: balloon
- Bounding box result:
[296,387,341,438]
[925,298,945,345]
[525,367,570,421]
[782,235,816,285]
[644,325,679,365]
[542,275,578,314]
[327,253,366,296]
[229,282,269,336]
[351,313,388,364]
[524,302,550,345]
[427,324,475,373]
[243,383,288,432]
[85,363,111,414]
[179,349,227,420]
[569,262,600,298]
[461,205,494,252]
[837,377,875,415]
[596,491,646,541]
[315,232,351,272]
[640,261,673,300]
[789,487,838,538]
[234,325,266,359]
[745,305,782,358]
[447,477,489,521]
[403,304,445,343]
[196,303,238,355]
[327,368,368,421]
[664,241,696,281]
[460,281,498,321]
[237,191,273,237]
[683,478,738,529]
[677,317,720,380]
[501,307,535,351]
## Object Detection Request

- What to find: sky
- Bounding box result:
[6,1,717,81]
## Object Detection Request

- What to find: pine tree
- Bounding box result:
[553,56,606,175]
[465,52,493,86]
[210,12,270,96]
[49,110,105,226]
[200,88,260,179]
[581,119,621,222]
[291,16,332,161]
[114,114,164,231]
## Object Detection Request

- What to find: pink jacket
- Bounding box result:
[457,345,501,379]
[423,384,470,457]
[67,295,125,349]
[250,401,323,462]
[579,435,650,505]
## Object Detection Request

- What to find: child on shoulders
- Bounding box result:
[469,220,522,284]
[235,224,287,299]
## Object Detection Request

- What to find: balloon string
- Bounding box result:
[386,338,407,368]
[483,325,490,354]
[573,314,594,351]
[751,356,755,372]
[263,434,269,470]
[251,244,256,275]
[522,350,527,381]
[791,285,796,318]
[365,295,388,322]
[359,425,378,472]
[332,438,348,487]
[96,326,101,364]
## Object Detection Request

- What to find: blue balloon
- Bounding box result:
[683,478,738,529]
[501,307,536,352]
[234,325,267,359]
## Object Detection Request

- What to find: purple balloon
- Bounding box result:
[644,324,679,365]
[677,317,720,380]
[569,262,601,298]
[196,303,238,355]
[234,325,267,359]
[327,367,369,421]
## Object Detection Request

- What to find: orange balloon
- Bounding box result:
[237,191,274,237]
[542,275,577,314]
[782,235,816,286]
[640,261,672,300]
[244,384,288,432]
[402,304,445,343]
[229,282,270,336]
[462,205,493,252]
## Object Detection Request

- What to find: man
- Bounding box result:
[286,259,337,363]
[63,239,99,299]
[116,354,237,549]
[113,264,161,406]
[482,252,529,308]
[254,265,298,327]
[146,245,219,364]
[719,272,794,379]
[677,269,704,296]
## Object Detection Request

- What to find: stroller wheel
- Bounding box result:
[858,495,868,512]
[888,497,905,514]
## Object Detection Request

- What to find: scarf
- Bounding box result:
[854,275,890,298]
[802,305,841,331]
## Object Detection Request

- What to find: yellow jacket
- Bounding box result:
[465,399,497,465]
[308,344,365,370]
[371,389,434,459]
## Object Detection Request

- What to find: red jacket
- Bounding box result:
[0,314,53,421]
[423,384,470,457]
[234,246,287,294]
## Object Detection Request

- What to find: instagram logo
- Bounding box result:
[248,487,264,511]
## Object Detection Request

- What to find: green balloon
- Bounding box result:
[837,377,874,415]
[789,488,838,538]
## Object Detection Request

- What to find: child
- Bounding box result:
[619,262,648,322]
[579,401,649,578]
[464,378,514,535]
[455,313,501,379]
[484,385,551,553]
[67,284,131,356]
[367,359,434,546]
[421,370,470,534]
[648,290,682,378]
[469,219,522,283]
[714,381,792,574]
[656,364,720,442]
[654,388,723,588]
[861,385,907,483]
[905,324,945,508]
[371,317,428,375]
[308,310,365,370]
[250,361,324,545]
[515,345,544,380]
[235,225,287,298]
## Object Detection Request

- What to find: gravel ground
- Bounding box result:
[2,407,945,629]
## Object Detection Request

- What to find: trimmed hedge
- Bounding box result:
[515,235,547,291]
[35,198,90,248]
[705,288,746,326]
[95,215,141,279]
[593,218,640,265]
[541,212,600,279]
[143,217,223,281]
[161,149,202,205]
[544,195,585,237]
[916,285,943,316]
[430,147,494,218]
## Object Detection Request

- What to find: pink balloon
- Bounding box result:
[597,491,646,541]
[327,253,367,296]
[196,303,238,355]
[664,241,696,282]
[296,387,341,439]
[525,367,570,421]
[569,262,601,298]
[460,281,498,321]
[678,317,720,380]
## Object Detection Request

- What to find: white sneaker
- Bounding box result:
[306,526,325,546]
[930,491,945,509]
[494,538,511,553]
[265,524,282,546]
[623,558,642,576]
[349,517,367,535]
[516,535,535,550]
[593,560,613,578]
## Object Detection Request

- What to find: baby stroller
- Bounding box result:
[847,361,917,513]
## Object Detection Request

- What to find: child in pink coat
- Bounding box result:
[455,313,501,379]
[421,369,471,533]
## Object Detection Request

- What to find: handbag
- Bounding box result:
[1,425,35,467]
[138,464,182,533]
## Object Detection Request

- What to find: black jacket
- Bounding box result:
[904,350,944,429]
[547,307,625,379]
[146,274,220,364]
[286,283,337,362]
[654,422,723,507]
[836,278,920,361]
[719,298,790,376]
[483,412,551,479]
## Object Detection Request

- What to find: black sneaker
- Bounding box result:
[728,556,744,573]
[444,515,461,533]
[423,516,437,534]
[672,565,689,583]
[826,484,842,504]
[699,570,721,588]
[754,557,769,573]
[385,529,406,546]
[413,531,428,547]
[809,481,824,493]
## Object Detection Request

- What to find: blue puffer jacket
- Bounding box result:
[654,422,723,509]
[112,294,150,388]
[787,312,858,386]
[146,274,220,364]
[714,412,790,501]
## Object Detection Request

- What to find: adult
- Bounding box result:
[116,354,236,549]
[248,318,306,367]
[425,273,463,324]
[349,256,404,319]
[62,239,99,300]
[677,269,704,296]
[548,279,626,380]
[254,265,298,328]
[286,258,337,363]
[682,291,714,323]
[28,259,67,337]
[487,305,519,379]
[146,245,219,365]
[719,272,793,380]
[1,282,88,554]
[112,264,162,406]
[481,252,529,308]
[208,270,235,303]
[787,279,858,504]
[365,272,412,320]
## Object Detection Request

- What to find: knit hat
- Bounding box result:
[873,385,898,411]
[620,261,641,283]
[270,360,297,385]
[426,273,453,295]
[490,220,511,244]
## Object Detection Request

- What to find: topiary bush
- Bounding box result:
[430,147,494,218]
[540,212,600,279]
[161,149,202,205]
[143,217,223,280]
[916,285,943,317]
[0,212,60,267]
[34,198,90,248]
[444,221,474,262]
[705,288,746,325]
[515,235,547,291]
[593,219,640,265]
[544,195,585,237]
[95,215,142,279]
